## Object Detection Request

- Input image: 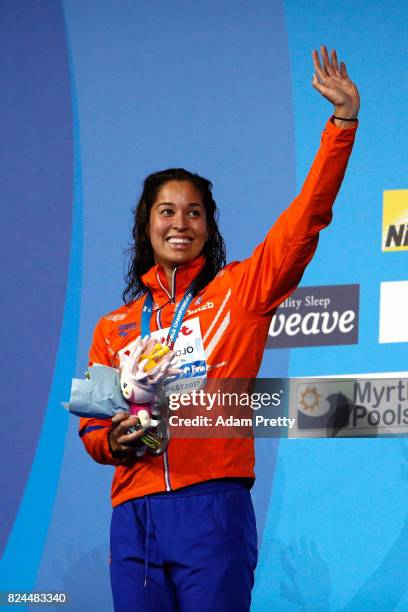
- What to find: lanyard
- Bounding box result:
[141,288,194,350]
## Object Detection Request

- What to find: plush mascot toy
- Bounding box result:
[119,336,175,428]
[63,335,179,454]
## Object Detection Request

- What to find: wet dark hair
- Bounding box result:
[122,168,226,303]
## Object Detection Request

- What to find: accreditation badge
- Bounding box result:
[151,317,207,396]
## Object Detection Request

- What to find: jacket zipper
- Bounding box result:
[156,267,178,491]
[156,267,177,303]
[163,452,171,491]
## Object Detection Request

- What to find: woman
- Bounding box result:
[79,47,359,611]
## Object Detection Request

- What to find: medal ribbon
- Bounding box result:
[141,288,194,350]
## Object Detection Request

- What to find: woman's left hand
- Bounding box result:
[312,46,360,125]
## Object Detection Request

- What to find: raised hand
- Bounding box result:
[312,46,360,126]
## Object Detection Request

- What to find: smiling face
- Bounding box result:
[149,180,208,277]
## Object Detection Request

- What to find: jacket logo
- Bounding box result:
[186,301,214,317]
[117,322,137,338]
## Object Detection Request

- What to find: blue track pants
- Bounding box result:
[110,479,258,612]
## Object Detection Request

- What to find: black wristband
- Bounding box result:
[332,114,358,122]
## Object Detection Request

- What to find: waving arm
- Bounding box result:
[225,46,359,316]
[312,46,360,128]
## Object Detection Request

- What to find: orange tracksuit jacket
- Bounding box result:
[80,118,357,506]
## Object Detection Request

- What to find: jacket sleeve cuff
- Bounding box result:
[80,422,124,466]
[325,115,358,139]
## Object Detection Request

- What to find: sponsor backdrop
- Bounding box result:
[1,0,408,610]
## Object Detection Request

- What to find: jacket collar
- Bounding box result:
[141,256,205,307]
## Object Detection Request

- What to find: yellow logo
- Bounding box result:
[382,190,408,252]
[299,386,321,412]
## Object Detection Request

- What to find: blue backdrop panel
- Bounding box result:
[254,2,408,611]
[0,0,73,558]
